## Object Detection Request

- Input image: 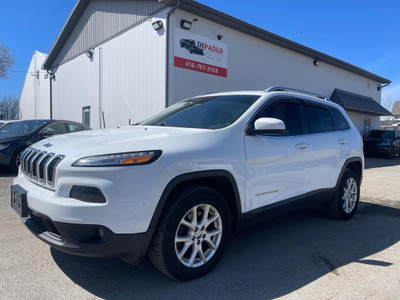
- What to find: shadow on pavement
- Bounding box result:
[364,157,400,169]
[0,167,16,178]
[51,202,400,299]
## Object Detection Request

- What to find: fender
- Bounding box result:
[336,156,363,188]
[149,170,244,230]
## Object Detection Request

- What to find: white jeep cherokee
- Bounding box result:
[11,87,363,280]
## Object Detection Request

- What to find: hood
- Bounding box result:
[364,137,393,144]
[0,133,30,142]
[30,126,213,158]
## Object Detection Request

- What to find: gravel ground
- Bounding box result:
[0,157,399,300]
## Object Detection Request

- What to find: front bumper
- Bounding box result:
[23,208,154,264]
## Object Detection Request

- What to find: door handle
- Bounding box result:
[337,139,347,145]
[295,143,309,150]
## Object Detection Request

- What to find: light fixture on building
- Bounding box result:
[217,34,223,40]
[152,20,163,31]
[86,49,94,59]
[313,59,319,66]
[180,19,192,30]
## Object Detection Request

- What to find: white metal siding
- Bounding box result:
[19,52,50,119]
[51,10,168,129]
[52,0,167,67]
[168,10,382,107]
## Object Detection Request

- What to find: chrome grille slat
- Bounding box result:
[24,149,37,175]
[21,148,33,174]
[47,155,65,187]
[28,150,41,178]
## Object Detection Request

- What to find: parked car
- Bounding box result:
[11,87,363,280]
[1,119,90,172]
[180,39,204,55]
[363,129,400,158]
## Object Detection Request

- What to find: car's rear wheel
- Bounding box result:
[328,169,360,220]
[148,185,230,281]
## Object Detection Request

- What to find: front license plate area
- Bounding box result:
[11,185,28,218]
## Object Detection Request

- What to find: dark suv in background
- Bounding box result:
[0,119,90,172]
[363,129,400,158]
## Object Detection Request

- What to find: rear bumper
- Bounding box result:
[23,209,154,264]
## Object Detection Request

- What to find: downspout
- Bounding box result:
[47,70,54,119]
[165,0,181,108]
[99,47,103,128]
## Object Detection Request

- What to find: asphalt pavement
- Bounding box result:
[0,158,400,299]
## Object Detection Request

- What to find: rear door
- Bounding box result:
[298,100,347,190]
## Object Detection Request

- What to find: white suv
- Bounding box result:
[11,87,363,280]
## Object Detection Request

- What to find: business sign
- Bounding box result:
[174,29,228,77]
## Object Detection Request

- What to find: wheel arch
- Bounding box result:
[149,170,244,232]
[336,157,363,187]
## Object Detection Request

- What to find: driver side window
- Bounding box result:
[258,101,301,136]
[42,123,67,135]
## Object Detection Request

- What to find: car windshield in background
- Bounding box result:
[139,95,260,129]
[365,130,395,139]
[0,120,49,134]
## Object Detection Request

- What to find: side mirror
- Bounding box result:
[251,118,286,134]
[41,131,55,137]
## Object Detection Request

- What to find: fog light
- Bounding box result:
[70,186,106,203]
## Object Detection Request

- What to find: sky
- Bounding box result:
[0,0,399,109]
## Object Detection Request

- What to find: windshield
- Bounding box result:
[139,95,260,129]
[365,130,395,139]
[0,120,49,134]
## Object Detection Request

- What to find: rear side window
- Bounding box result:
[330,108,350,131]
[68,124,84,133]
[302,103,334,134]
[259,101,301,136]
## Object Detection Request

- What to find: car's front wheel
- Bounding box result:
[328,169,360,220]
[148,185,230,281]
[9,148,25,173]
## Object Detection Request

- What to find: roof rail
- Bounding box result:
[265,86,331,101]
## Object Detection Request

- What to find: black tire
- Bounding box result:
[9,148,24,173]
[328,169,360,220]
[387,147,395,159]
[148,185,231,281]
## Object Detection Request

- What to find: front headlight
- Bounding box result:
[72,150,162,167]
[0,143,9,150]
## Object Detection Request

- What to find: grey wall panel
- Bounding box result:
[52,0,166,67]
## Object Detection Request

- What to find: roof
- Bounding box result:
[392,101,400,116]
[43,0,391,84]
[330,89,391,116]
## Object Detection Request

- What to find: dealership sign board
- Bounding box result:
[174,29,228,77]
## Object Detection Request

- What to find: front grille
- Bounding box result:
[21,147,65,189]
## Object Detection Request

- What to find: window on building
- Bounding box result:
[82,106,90,127]
[302,103,335,134]
[363,118,371,134]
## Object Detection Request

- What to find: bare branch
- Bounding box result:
[0,94,19,120]
[0,40,16,79]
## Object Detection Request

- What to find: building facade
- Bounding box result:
[29,0,391,132]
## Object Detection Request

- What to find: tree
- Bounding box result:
[0,94,19,120]
[380,95,395,125]
[0,40,15,79]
